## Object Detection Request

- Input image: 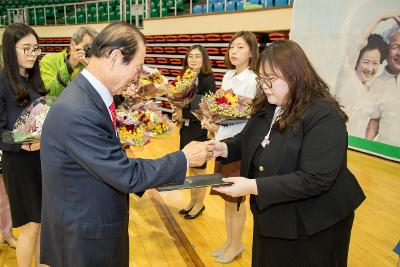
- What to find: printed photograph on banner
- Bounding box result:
[290,0,399,160]
[334,14,399,148]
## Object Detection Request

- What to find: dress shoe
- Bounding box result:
[179,206,193,214]
[2,236,17,248]
[184,206,205,219]
[210,246,226,257]
[214,244,244,264]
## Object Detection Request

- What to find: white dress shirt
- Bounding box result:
[81,68,114,122]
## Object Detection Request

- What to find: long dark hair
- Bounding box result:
[253,40,348,133]
[183,45,213,75]
[1,23,46,106]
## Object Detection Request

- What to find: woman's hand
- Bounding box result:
[201,119,219,133]
[212,177,258,197]
[206,140,228,158]
[21,141,40,151]
[124,82,140,98]
[172,108,183,122]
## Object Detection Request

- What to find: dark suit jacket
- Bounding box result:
[223,99,365,239]
[40,73,187,267]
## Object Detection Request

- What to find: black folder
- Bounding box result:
[157,173,232,191]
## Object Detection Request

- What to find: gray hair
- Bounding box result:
[71,26,98,44]
[382,24,400,44]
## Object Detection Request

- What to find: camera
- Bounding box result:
[83,44,92,58]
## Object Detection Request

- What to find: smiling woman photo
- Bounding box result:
[334,15,396,138]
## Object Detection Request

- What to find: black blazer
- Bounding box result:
[182,73,216,120]
[0,73,41,152]
[223,99,365,239]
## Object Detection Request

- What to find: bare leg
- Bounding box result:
[0,174,13,241]
[35,226,45,267]
[216,201,246,263]
[16,222,40,267]
[211,200,232,256]
[187,168,207,216]
[182,189,196,212]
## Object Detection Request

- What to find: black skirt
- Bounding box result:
[2,150,42,227]
[179,120,208,169]
[252,212,354,267]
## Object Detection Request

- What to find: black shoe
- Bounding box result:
[184,206,205,219]
[179,206,193,215]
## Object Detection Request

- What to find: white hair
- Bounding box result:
[382,24,400,44]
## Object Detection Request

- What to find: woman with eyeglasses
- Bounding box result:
[202,31,259,264]
[173,45,216,220]
[209,40,365,266]
[0,23,47,267]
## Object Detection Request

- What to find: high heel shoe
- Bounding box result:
[210,246,227,257]
[184,206,205,219]
[1,236,17,248]
[214,244,244,264]
[179,206,193,214]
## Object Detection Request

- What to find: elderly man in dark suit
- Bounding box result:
[40,22,210,267]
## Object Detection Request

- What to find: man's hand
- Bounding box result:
[182,141,213,167]
[206,140,228,158]
[212,177,258,197]
[69,45,87,69]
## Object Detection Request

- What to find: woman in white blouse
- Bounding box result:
[203,31,259,264]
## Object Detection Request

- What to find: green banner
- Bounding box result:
[348,136,400,162]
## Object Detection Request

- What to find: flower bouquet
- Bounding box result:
[199,89,253,125]
[2,96,56,144]
[137,66,168,99]
[116,108,150,147]
[130,102,174,137]
[118,125,149,147]
[166,69,198,107]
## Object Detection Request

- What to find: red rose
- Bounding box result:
[216,96,229,105]
[126,125,136,131]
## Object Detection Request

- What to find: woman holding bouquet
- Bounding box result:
[202,31,259,264]
[173,45,216,219]
[210,40,365,266]
[0,24,47,267]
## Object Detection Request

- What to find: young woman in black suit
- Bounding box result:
[209,40,366,266]
[0,23,47,267]
[173,45,216,219]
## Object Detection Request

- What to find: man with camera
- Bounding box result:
[40,26,98,96]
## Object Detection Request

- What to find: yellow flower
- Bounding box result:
[225,93,238,106]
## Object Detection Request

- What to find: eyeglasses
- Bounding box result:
[16,47,41,56]
[256,75,275,90]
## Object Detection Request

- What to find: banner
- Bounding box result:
[290,0,400,161]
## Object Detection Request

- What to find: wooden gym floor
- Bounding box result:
[1,127,399,266]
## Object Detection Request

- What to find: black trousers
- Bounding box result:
[252,212,355,267]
